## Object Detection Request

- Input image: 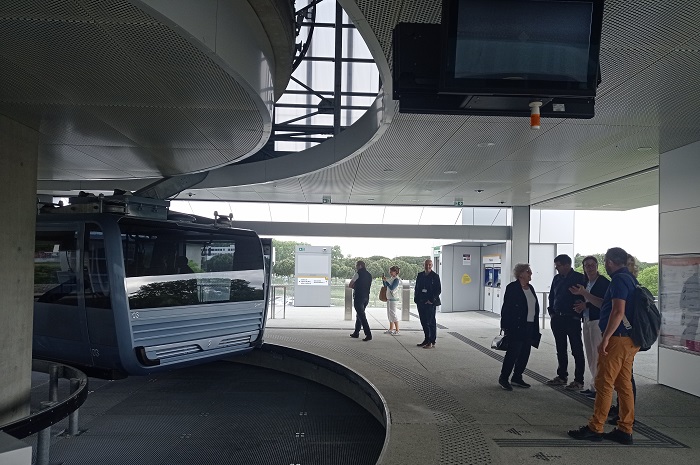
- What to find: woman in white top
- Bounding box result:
[382,266,401,335]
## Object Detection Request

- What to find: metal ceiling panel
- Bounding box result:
[0,0,274,180]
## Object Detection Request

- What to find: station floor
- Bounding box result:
[27,306,700,464]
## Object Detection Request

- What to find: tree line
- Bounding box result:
[573,253,658,296]
[272,240,429,281]
[270,242,660,296]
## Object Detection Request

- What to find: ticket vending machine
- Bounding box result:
[483,256,502,312]
[493,265,502,313]
[483,264,494,311]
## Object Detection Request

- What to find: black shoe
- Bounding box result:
[417,341,429,347]
[510,378,531,388]
[603,428,633,445]
[498,378,513,391]
[607,415,619,425]
[567,425,603,442]
[350,333,360,338]
[362,336,372,341]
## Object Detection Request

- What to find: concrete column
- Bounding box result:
[0,114,38,425]
[510,206,530,266]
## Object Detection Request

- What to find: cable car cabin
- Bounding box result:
[33,195,270,379]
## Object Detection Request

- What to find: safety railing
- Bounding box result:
[0,360,88,465]
[269,285,287,319]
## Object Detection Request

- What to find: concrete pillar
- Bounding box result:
[509,206,530,266]
[0,114,38,425]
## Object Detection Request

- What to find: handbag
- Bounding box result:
[491,330,509,351]
[379,286,388,302]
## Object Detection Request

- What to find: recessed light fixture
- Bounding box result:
[187,192,195,197]
[477,142,496,147]
[474,189,484,193]
[498,201,506,204]
[637,147,652,151]
[444,170,458,174]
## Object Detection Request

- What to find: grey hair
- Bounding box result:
[605,247,628,266]
[513,263,530,279]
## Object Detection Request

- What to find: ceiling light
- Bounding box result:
[637,147,652,151]
[368,198,375,201]
[477,142,495,147]
[474,189,484,193]
[498,201,506,204]
[444,170,458,174]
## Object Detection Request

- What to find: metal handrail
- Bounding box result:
[0,360,88,439]
[270,285,287,319]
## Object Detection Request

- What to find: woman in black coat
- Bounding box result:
[499,263,541,391]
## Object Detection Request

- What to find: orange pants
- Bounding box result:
[588,336,639,433]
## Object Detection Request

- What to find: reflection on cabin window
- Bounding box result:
[34,231,79,306]
[120,224,264,309]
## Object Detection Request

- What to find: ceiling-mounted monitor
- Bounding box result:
[440,0,604,98]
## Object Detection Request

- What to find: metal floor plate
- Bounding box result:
[24,361,385,465]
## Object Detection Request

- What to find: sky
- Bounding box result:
[573,205,658,262]
[274,205,660,262]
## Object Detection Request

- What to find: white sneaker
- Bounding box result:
[384,330,393,334]
[392,330,400,336]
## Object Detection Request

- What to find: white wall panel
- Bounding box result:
[659,140,700,396]
[658,348,700,397]
[442,245,482,312]
[660,140,700,213]
[660,207,700,256]
[539,210,575,243]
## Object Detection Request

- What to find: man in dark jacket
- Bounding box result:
[546,254,586,390]
[414,259,441,349]
[349,260,373,341]
[571,256,610,397]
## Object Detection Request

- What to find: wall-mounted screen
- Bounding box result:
[441,0,604,97]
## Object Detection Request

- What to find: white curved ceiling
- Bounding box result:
[11,0,700,210]
[176,0,699,210]
[0,0,279,180]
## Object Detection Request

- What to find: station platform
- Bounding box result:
[23,306,700,464]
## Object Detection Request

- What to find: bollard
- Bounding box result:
[68,378,80,435]
[36,401,55,465]
[401,280,411,321]
[344,280,353,321]
[49,364,59,402]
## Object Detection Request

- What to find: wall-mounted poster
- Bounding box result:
[660,255,700,355]
[463,253,471,265]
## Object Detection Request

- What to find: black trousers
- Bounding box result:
[353,297,371,337]
[551,315,585,383]
[500,323,536,382]
[417,303,437,343]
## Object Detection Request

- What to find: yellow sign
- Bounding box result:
[462,274,472,284]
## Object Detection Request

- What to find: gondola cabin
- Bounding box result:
[33,194,270,378]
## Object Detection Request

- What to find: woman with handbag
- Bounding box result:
[499,263,541,391]
[382,266,401,335]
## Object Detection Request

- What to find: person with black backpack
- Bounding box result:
[567,247,641,445]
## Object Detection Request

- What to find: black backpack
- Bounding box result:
[620,274,661,351]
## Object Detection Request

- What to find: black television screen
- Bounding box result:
[440,0,604,97]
